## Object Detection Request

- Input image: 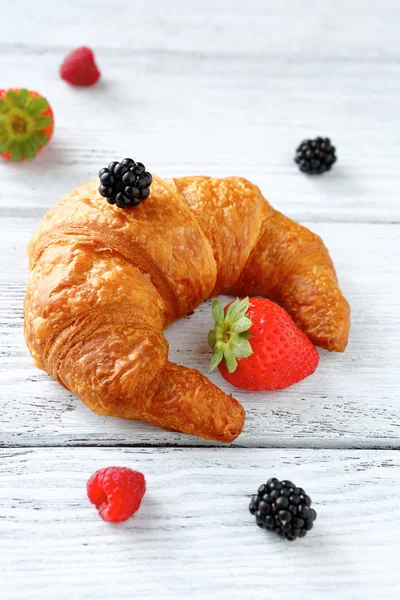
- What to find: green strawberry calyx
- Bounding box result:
[208,297,253,373]
[0,89,52,161]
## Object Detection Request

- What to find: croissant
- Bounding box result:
[24,175,350,443]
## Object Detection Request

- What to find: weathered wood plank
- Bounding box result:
[1,0,399,55]
[1,218,399,448]
[1,0,400,598]
[1,0,399,223]
[1,447,399,599]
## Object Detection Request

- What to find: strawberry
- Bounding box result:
[60,47,101,87]
[0,89,54,162]
[208,297,319,391]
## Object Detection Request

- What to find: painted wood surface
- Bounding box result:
[1,0,400,598]
[1,447,399,600]
[1,1,399,223]
[1,217,399,447]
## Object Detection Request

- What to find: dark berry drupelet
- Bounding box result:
[249,478,317,541]
[295,137,336,175]
[98,159,153,208]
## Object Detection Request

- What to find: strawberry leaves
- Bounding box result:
[26,96,48,117]
[34,114,52,128]
[211,299,225,326]
[10,141,23,162]
[209,347,224,372]
[5,90,19,107]
[208,297,253,373]
[15,89,29,108]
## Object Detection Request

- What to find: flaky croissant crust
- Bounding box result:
[24,175,350,442]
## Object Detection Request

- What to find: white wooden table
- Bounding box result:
[1,1,399,598]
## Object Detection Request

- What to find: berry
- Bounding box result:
[87,466,146,523]
[208,297,319,391]
[98,159,153,208]
[0,89,54,162]
[249,478,317,541]
[60,47,101,87]
[294,137,337,174]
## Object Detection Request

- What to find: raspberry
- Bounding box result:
[87,466,146,523]
[60,47,101,87]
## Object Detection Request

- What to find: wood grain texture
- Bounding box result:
[1,1,399,223]
[1,216,399,448]
[1,1,400,597]
[1,447,399,600]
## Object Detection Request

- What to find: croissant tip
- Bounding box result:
[319,331,349,353]
[217,402,246,444]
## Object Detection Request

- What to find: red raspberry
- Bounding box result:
[87,467,146,523]
[60,47,101,87]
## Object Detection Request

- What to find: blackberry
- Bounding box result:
[249,478,317,541]
[294,137,336,174]
[98,159,153,208]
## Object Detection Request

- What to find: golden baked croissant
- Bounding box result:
[24,175,350,443]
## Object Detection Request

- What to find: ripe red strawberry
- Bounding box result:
[60,47,101,86]
[87,466,146,523]
[0,89,54,161]
[208,297,319,391]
